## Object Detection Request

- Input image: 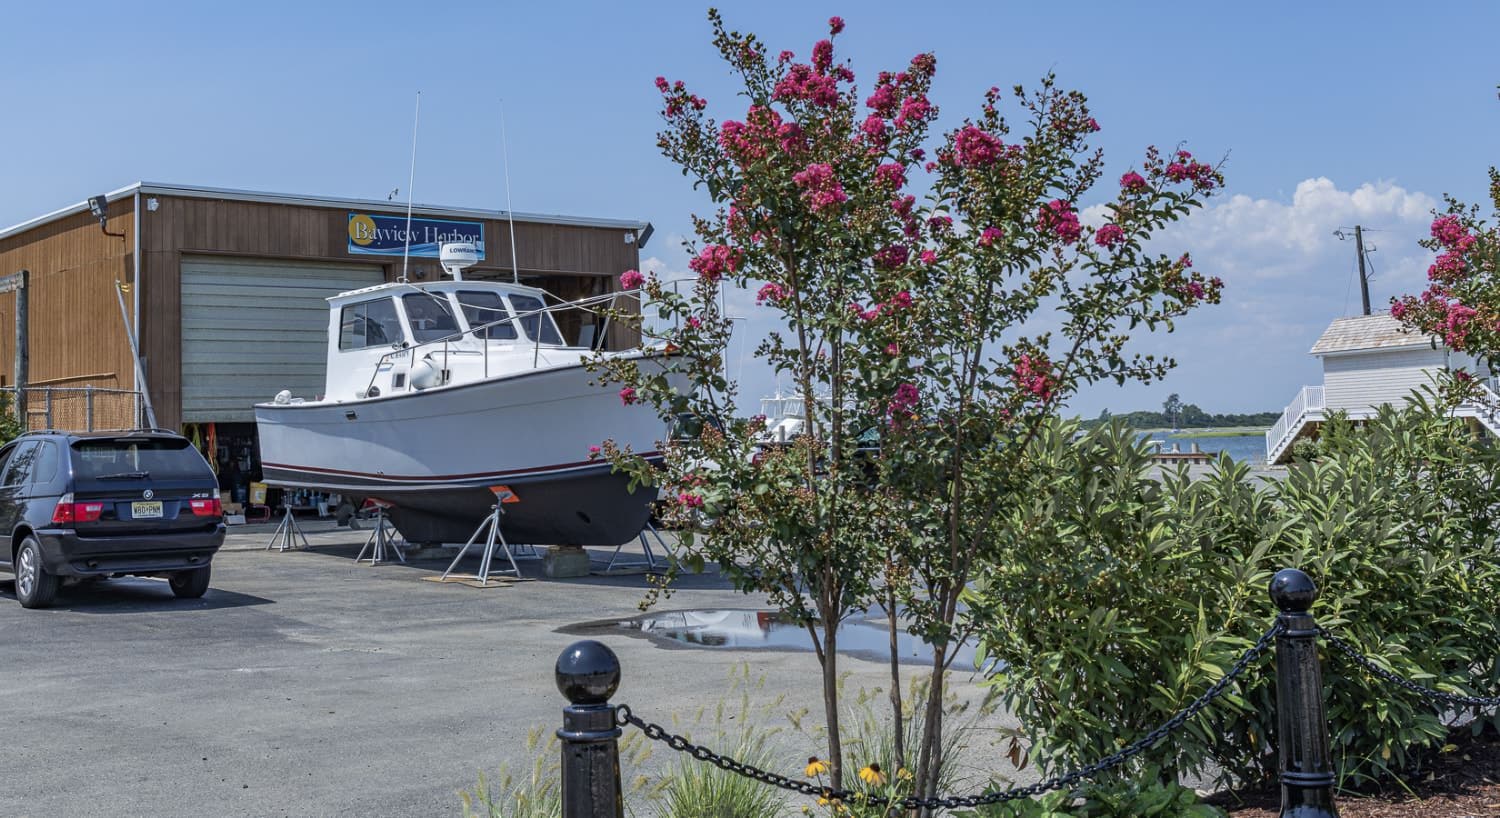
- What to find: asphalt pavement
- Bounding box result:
[0,526,1007,817]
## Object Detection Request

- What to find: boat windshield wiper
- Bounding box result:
[96,471,150,480]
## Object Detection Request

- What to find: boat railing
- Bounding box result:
[362,288,642,397]
[1265,385,1325,461]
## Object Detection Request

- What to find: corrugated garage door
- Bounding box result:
[180,257,384,422]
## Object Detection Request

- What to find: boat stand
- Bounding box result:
[265,506,310,552]
[354,508,405,565]
[441,504,521,586]
[604,521,676,572]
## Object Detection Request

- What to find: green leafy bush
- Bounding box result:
[969,399,1500,794]
[958,771,1223,817]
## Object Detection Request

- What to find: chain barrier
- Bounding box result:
[617,620,1283,810]
[1319,626,1500,709]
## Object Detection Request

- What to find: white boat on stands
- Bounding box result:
[254,245,683,546]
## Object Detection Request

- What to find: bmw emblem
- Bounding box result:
[143,489,154,500]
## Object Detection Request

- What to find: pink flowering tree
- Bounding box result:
[592,10,1223,798]
[1391,163,1500,386]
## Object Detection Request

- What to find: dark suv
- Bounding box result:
[0,430,226,608]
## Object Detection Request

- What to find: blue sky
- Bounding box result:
[2,1,1497,416]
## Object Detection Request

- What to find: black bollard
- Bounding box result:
[556,640,625,818]
[1269,569,1338,818]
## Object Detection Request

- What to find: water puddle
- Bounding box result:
[570,609,986,669]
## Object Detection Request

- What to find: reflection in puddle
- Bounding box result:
[613,609,986,669]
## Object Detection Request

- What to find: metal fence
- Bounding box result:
[552,568,1500,817]
[3,386,144,432]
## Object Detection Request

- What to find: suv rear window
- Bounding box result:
[70,438,211,484]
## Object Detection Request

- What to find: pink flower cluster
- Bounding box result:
[1426,215,1478,282]
[1431,215,1476,252]
[1120,171,1148,193]
[619,387,638,405]
[689,244,740,282]
[1164,151,1218,191]
[887,382,919,417]
[655,77,706,117]
[953,125,1004,168]
[1442,302,1478,348]
[860,114,888,151]
[756,282,790,304]
[928,215,953,234]
[875,162,907,188]
[720,106,805,163]
[978,226,1003,247]
[793,163,848,213]
[919,249,937,265]
[677,492,705,509]
[1037,200,1082,244]
[619,269,644,289]
[873,244,909,270]
[588,445,602,457]
[773,63,842,107]
[828,16,845,34]
[1389,299,1410,320]
[1428,251,1466,283]
[1012,353,1055,401]
[1094,223,1125,248]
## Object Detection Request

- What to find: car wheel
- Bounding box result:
[15,536,59,609]
[168,564,211,599]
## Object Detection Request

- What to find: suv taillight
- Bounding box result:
[189,498,222,517]
[51,493,105,524]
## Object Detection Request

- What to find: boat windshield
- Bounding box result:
[508,294,564,345]
[457,290,518,340]
[401,293,460,342]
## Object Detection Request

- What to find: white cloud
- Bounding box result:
[1071,178,1442,417]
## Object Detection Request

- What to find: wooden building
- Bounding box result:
[0,182,650,503]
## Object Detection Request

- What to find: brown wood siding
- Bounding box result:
[0,198,139,411]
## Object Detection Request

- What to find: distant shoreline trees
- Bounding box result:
[1083,399,1279,430]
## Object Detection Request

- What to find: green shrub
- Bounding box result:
[968,402,1500,793]
[958,770,1223,817]
[966,420,1272,788]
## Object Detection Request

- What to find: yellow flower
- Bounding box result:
[805,756,828,777]
[858,763,886,786]
[897,766,913,781]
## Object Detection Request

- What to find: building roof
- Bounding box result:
[1308,312,1434,356]
[0,181,653,246]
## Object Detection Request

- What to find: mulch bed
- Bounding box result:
[1208,727,1500,817]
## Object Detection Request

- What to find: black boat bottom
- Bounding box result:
[261,466,658,546]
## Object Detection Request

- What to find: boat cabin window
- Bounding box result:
[507,294,564,345]
[339,298,404,350]
[401,293,460,342]
[457,290,518,340]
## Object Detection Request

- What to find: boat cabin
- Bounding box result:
[319,280,583,403]
[1264,312,1499,463]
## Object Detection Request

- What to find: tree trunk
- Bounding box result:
[914,641,948,818]
[885,581,905,772]
[822,620,844,790]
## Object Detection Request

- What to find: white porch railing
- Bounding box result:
[1266,385,1326,462]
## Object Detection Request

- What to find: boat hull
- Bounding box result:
[254,359,673,546]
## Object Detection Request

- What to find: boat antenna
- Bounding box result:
[500,99,521,284]
[400,91,421,284]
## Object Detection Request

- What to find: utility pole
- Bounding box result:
[1334,226,1375,316]
[1355,225,1371,316]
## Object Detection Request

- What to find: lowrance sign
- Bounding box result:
[347,212,485,258]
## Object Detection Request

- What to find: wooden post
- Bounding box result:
[14,269,27,427]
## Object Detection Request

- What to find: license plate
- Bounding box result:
[131,501,163,519]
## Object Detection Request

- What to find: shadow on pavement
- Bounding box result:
[0,576,275,614]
